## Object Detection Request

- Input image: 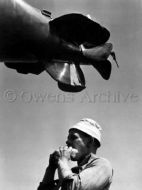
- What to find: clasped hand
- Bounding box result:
[49,146,72,169]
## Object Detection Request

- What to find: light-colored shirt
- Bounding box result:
[38,154,113,190]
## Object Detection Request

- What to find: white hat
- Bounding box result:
[70,118,102,147]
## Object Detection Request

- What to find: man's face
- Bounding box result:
[66,129,90,162]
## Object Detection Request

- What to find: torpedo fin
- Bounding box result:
[45,60,86,92]
[50,13,110,46]
[58,82,85,93]
[110,51,119,68]
[93,60,112,80]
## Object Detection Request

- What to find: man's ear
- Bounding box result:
[86,137,94,148]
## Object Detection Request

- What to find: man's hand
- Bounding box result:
[42,151,60,184]
[49,150,60,169]
[48,146,72,169]
[58,146,72,162]
[57,146,73,181]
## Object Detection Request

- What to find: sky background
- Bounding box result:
[0,0,142,190]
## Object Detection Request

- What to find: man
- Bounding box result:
[37,118,113,190]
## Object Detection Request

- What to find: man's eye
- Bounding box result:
[70,135,77,141]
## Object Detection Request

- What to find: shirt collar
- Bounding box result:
[78,153,98,169]
[72,153,99,174]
